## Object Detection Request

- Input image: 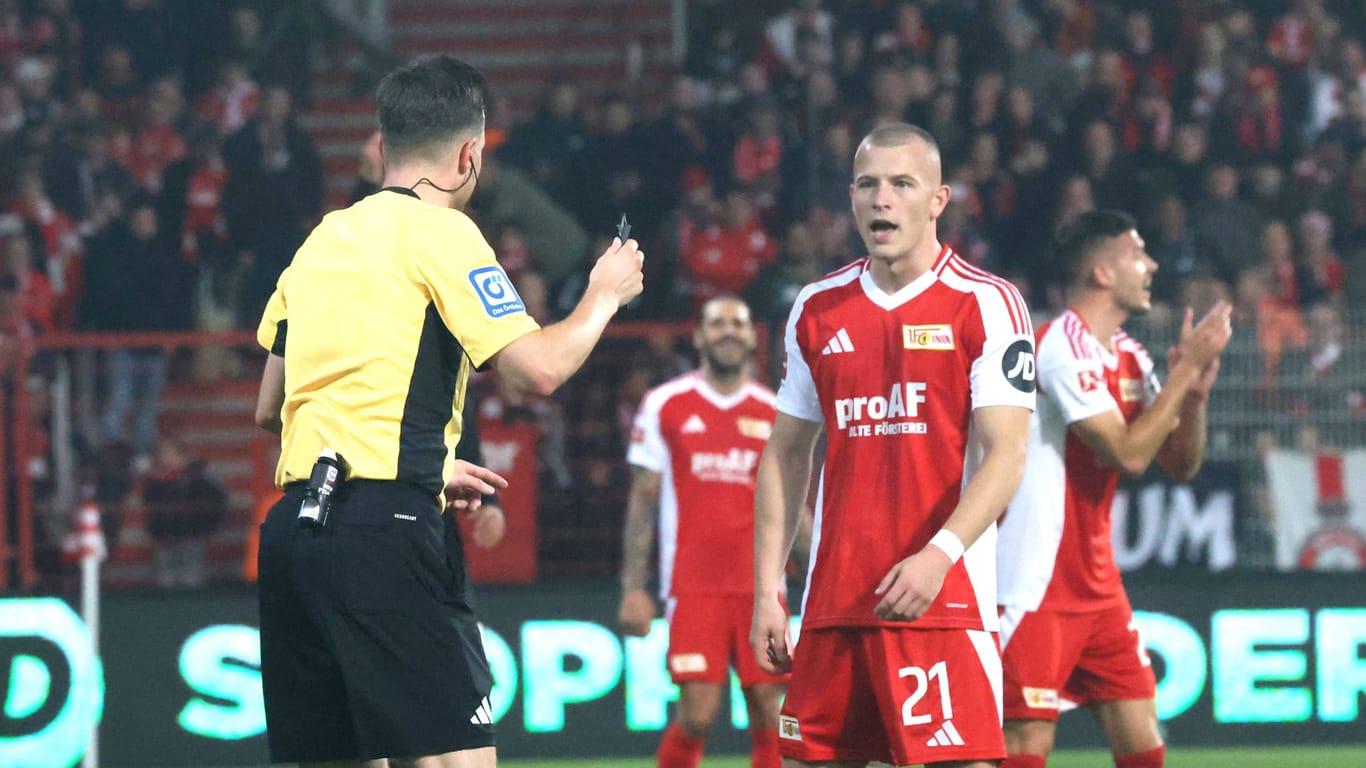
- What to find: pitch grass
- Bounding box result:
[497,745,1366,768]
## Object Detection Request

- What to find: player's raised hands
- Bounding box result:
[587,237,645,308]
[873,545,953,622]
[1169,304,1234,401]
[751,595,792,674]
[617,587,656,637]
[1173,301,1233,372]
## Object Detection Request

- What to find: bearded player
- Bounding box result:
[621,296,787,768]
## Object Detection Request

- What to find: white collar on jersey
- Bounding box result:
[858,262,939,310]
[691,373,754,411]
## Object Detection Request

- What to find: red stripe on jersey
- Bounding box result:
[1062,311,1091,360]
[941,255,1027,334]
[1061,313,1082,359]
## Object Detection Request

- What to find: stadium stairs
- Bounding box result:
[305,0,676,212]
[105,1,676,586]
[103,379,265,588]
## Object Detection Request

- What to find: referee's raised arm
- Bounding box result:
[490,236,644,395]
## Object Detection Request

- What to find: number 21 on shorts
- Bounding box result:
[899,660,952,726]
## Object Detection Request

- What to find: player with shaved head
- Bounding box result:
[752,123,1036,767]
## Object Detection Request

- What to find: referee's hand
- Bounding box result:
[445,460,509,513]
[587,237,645,308]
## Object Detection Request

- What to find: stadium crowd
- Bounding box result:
[1,0,1363,584]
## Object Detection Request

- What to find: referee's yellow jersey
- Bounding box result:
[257,187,540,498]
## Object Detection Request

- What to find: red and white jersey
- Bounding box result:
[777,247,1035,632]
[997,309,1159,612]
[628,372,777,598]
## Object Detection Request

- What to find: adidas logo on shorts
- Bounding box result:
[925,719,965,747]
[469,697,493,726]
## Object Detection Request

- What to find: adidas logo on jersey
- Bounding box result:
[681,414,706,433]
[925,720,965,747]
[821,328,856,355]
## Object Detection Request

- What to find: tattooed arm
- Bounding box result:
[618,466,662,637]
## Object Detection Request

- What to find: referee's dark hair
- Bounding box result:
[1056,209,1138,287]
[377,54,488,165]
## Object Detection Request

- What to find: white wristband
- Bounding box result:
[928,530,965,564]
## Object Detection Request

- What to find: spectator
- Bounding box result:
[1147,193,1210,305]
[159,121,230,316]
[763,0,833,76]
[644,75,719,216]
[1318,83,1366,161]
[579,94,655,237]
[871,0,932,62]
[967,70,1008,138]
[1296,208,1344,305]
[81,197,185,464]
[27,0,83,98]
[222,83,322,328]
[731,99,786,215]
[1003,16,1075,127]
[127,75,187,194]
[1223,66,1288,164]
[831,23,871,108]
[143,438,228,587]
[681,187,776,312]
[684,17,745,106]
[12,168,81,329]
[91,43,139,125]
[1188,23,1229,121]
[1192,163,1263,285]
[745,218,826,334]
[502,81,589,211]
[1246,162,1298,222]
[194,58,258,136]
[1261,218,1303,311]
[15,56,63,135]
[44,122,140,235]
[1077,119,1136,212]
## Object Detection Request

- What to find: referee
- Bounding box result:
[252,55,643,767]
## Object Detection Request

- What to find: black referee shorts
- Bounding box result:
[257,480,494,763]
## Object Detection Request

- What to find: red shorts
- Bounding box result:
[666,594,788,687]
[778,627,1006,766]
[999,601,1156,721]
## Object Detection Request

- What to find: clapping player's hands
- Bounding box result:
[445,460,508,513]
[873,545,953,622]
[1172,301,1233,373]
[1167,303,1231,401]
[751,595,793,674]
[617,588,656,637]
[588,237,645,308]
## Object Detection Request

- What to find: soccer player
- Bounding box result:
[995,210,1232,768]
[751,123,1036,767]
[619,296,787,768]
